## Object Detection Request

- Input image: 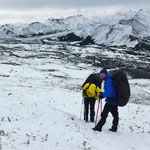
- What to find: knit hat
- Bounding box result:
[100,68,108,75]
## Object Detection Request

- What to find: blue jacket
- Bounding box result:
[102,74,117,106]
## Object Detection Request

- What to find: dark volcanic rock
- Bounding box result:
[58,33,83,42]
[129,35,139,41]
[134,42,150,51]
[80,36,95,45]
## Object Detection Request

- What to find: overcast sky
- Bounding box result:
[0,0,150,10]
[0,0,149,24]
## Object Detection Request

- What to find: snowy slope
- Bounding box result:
[45,18,67,32]
[20,22,52,36]
[92,24,138,47]
[0,65,150,150]
[0,43,150,150]
[0,24,19,38]
[45,15,90,32]
[119,9,150,37]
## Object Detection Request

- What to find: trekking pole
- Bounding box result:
[80,98,84,120]
[100,99,102,114]
[94,98,100,130]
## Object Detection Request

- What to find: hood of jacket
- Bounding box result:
[103,74,112,81]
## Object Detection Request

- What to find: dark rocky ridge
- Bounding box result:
[134,42,150,51]
[58,33,83,42]
[80,36,95,45]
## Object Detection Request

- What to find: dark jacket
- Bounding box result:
[102,74,117,106]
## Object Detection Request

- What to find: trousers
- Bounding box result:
[95,102,119,130]
[84,97,96,122]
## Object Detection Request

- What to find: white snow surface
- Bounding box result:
[0,43,150,150]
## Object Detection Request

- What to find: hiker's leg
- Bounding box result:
[95,103,112,131]
[84,98,90,122]
[111,105,119,130]
[90,98,96,122]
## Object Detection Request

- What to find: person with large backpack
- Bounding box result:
[82,73,102,122]
[94,68,119,132]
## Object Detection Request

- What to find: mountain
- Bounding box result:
[91,24,137,47]
[20,22,52,36]
[0,9,150,49]
[45,18,67,32]
[119,9,150,37]
[44,15,91,34]
[0,24,18,38]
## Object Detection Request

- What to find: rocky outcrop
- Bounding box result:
[58,33,83,42]
[80,36,95,45]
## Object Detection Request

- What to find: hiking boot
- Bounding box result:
[109,128,117,132]
[84,117,88,122]
[92,128,101,132]
[84,116,88,122]
[90,118,94,122]
[84,119,88,122]
[84,118,88,122]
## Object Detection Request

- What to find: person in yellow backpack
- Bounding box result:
[82,83,101,99]
[82,73,102,122]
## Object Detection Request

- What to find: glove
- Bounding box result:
[82,93,84,98]
[99,93,103,99]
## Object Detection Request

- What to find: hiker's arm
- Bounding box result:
[95,87,102,99]
[102,79,112,98]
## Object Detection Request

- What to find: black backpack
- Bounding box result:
[112,72,130,107]
[82,73,102,89]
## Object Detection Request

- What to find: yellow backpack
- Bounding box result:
[82,83,102,99]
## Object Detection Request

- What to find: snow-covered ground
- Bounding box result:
[0,43,150,150]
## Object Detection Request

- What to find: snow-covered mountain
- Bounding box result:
[0,9,150,48]
[44,15,91,33]
[20,22,52,36]
[0,24,19,38]
[92,24,137,47]
[119,9,150,37]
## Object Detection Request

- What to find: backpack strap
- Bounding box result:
[83,83,91,97]
[95,85,98,96]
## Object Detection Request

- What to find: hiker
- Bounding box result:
[94,68,119,132]
[82,73,102,122]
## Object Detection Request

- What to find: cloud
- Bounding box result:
[0,0,150,24]
[0,0,150,10]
